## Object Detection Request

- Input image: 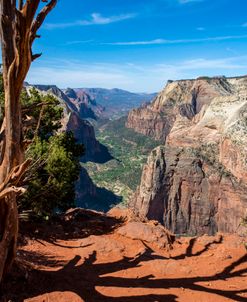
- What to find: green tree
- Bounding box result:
[0,0,57,283]
[21,132,84,217]
[19,88,84,217]
[0,77,84,217]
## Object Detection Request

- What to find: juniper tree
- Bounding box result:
[0,0,57,283]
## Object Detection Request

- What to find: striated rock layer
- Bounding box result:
[130,76,247,235]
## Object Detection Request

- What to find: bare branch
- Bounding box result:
[31,0,57,43]
[34,103,45,137]
[0,186,26,199]
[0,159,31,193]
[18,0,24,11]
[31,53,42,61]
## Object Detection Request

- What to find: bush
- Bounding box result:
[20,132,84,217]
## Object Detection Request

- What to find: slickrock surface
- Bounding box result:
[2,209,247,302]
[129,76,247,235]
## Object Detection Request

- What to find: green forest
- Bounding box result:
[84,117,161,204]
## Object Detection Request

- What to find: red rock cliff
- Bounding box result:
[130,76,247,235]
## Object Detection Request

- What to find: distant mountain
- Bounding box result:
[68,88,157,119]
[26,84,156,120]
[64,88,104,120]
[24,82,111,163]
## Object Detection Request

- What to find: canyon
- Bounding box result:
[128,76,247,235]
[25,77,247,236]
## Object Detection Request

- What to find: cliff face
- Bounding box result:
[25,83,107,162]
[80,88,156,119]
[64,88,105,119]
[131,76,247,235]
[126,77,233,140]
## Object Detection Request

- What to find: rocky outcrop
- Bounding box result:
[131,146,247,235]
[64,88,104,119]
[117,221,175,249]
[25,83,109,162]
[126,77,234,141]
[131,76,247,235]
[80,88,156,119]
[63,112,102,161]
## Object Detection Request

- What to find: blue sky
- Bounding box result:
[26,0,247,92]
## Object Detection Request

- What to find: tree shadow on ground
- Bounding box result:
[19,208,125,247]
[2,240,247,302]
[171,235,223,260]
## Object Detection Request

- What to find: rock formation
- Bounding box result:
[64,88,104,119]
[130,76,247,235]
[80,88,156,119]
[25,83,107,162]
[126,77,234,140]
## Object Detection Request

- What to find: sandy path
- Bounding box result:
[2,210,247,302]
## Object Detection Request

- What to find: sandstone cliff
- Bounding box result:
[126,77,234,140]
[25,83,108,162]
[130,76,247,235]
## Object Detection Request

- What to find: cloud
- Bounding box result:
[65,40,94,45]
[158,57,247,71]
[27,61,135,90]
[45,13,136,29]
[107,34,247,45]
[196,27,205,31]
[26,56,247,93]
[242,22,247,27]
[178,0,204,4]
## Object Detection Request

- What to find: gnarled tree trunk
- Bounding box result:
[0,0,57,284]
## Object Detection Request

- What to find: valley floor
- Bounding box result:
[2,209,247,302]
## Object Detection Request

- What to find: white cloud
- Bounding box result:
[178,0,204,4]
[26,56,247,93]
[65,40,94,45]
[196,27,205,31]
[107,34,247,46]
[45,13,136,29]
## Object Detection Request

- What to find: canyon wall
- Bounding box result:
[25,83,106,162]
[130,76,247,235]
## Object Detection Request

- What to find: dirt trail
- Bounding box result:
[2,208,247,302]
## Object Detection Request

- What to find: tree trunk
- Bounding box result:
[0,0,57,284]
[0,70,24,183]
[0,192,18,281]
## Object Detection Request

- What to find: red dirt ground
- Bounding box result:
[1,208,247,302]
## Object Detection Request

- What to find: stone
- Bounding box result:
[129,76,247,236]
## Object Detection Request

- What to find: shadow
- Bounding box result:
[2,243,247,302]
[172,235,223,260]
[19,208,124,247]
[16,250,65,268]
[75,167,122,212]
[82,142,114,164]
[66,112,113,164]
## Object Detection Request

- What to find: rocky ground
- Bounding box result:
[1,208,247,302]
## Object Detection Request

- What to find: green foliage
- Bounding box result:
[22,88,63,140]
[0,74,84,217]
[20,88,84,217]
[21,132,84,216]
[84,116,161,204]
